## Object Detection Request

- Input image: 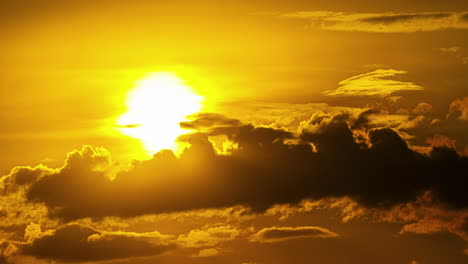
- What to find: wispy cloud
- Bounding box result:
[439,46,461,54]
[280,11,468,33]
[323,69,423,97]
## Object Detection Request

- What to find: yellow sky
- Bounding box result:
[0,1,468,264]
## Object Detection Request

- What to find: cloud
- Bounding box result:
[439,46,461,54]
[426,134,457,149]
[0,108,465,230]
[4,113,463,221]
[195,248,221,257]
[180,113,242,131]
[462,12,468,22]
[1,111,468,259]
[18,224,174,262]
[366,192,468,251]
[323,69,423,97]
[412,102,433,115]
[448,97,468,121]
[280,11,468,33]
[177,225,240,248]
[249,226,338,243]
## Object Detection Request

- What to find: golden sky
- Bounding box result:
[0,1,468,264]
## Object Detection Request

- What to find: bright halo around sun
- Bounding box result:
[117,72,203,155]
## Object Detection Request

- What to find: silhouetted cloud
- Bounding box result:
[461,12,468,22]
[1,113,462,221]
[19,224,174,262]
[323,69,423,97]
[180,113,242,130]
[281,11,468,33]
[249,226,338,243]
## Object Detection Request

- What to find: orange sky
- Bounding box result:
[0,1,467,264]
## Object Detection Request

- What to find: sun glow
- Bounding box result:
[117,72,203,155]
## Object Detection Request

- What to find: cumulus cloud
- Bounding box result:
[0,112,461,222]
[280,11,468,33]
[195,248,221,257]
[1,111,468,260]
[249,226,338,243]
[177,225,240,248]
[364,192,468,252]
[412,102,433,115]
[323,69,423,97]
[448,97,468,121]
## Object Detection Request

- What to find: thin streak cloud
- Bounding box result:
[281,11,468,33]
[323,69,423,97]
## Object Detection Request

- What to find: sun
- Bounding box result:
[117,72,203,155]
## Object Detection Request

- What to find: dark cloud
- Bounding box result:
[351,109,378,129]
[1,165,53,194]
[461,12,468,22]
[249,226,338,243]
[180,113,242,130]
[19,224,173,262]
[1,113,465,220]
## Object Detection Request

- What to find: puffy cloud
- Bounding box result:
[323,69,423,97]
[1,111,468,260]
[249,226,338,243]
[448,97,468,121]
[195,248,221,257]
[0,165,55,195]
[426,134,457,149]
[412,102,433,115]
[368,192,468,252]
[281,11,468,33]
[18,224,174,262]
[177,225,240,248]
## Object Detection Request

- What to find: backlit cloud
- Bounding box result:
[249,226,338,243]
[448,97,468,121]
[323,69,423,97]
[0,113,464,221]
[18,224,174,262]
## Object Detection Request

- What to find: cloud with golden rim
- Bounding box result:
[323,69,423,97]
[16,224,175,262]
[249,226,338,243]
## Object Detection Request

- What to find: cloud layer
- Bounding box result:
[281,11,468,33]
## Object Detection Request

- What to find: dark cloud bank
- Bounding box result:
[20,224,172,262]
[3,112,465,221]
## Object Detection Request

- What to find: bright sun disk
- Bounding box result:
[117,72,203,155]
